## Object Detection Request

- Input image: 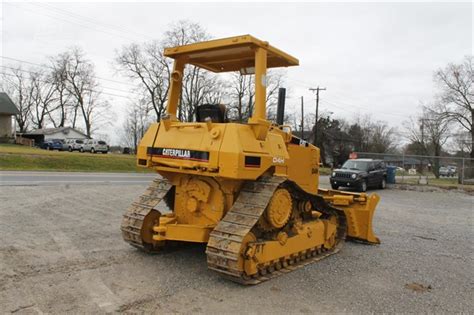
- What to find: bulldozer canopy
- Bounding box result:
[163,35,299,73]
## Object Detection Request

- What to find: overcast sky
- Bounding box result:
[1,1,472,144]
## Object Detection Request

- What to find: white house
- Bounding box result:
[22,127,90,144]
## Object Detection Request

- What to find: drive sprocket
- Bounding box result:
[258,188,293,231]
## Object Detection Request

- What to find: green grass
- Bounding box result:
[319,167,332,176]
[0,144,152,173]
[397,175,473,192]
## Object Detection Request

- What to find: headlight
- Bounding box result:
[351,174,357,179]
[332,172,336,177]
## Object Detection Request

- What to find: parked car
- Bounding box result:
[439,166,456,177]
[82,139,109,154]
[330,159,387,192]
[40,139,64,151]
[447,165,457,175]
[63,139,85,152]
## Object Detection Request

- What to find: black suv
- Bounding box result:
[330,159,387,192]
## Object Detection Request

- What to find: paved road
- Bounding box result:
[0,171,157,186]
[0,171,333,187]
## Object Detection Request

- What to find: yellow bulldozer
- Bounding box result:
[121,35,380,284]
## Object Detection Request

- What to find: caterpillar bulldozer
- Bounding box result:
[121,35,380,284]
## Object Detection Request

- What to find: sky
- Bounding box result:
[1,1,472,145]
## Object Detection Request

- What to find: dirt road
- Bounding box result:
[0,180,472,313]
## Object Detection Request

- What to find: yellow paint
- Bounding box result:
[132,35,379,266]
[244,220,330,275]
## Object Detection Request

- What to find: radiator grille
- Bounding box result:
[335,172,352,178]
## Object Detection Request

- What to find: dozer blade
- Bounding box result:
[319,189,380,244]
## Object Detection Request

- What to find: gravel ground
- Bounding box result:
[0,181,472,314]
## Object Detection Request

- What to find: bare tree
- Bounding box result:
[348,114,397,153]
[404,104,451,177]
[435,55,473,159]
[369,121,398,153]
[29,70,56,129]
[116,20,226,124]
[1,67,33,132]
[115,41,171,121]
[163,20,220,122]
[163,20,209,47]
[227,72,252,122]
[122,99,151,152]
[63,47,109,137]
[265,70,287,121]
[227,70,286,122]
[49,53,74,127]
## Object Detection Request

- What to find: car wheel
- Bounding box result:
[103,151,108,154]
[331,184,339,190]
[359,180,367,192]
[68,147,72,152]
[80,148,84,153]
[380,178,386,189]
[91,148,95,154]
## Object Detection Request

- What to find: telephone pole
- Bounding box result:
[300,96,304,139]
[309,86,326,145]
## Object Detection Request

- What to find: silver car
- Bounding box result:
[439,166,455,177]
[63,139,85,152]
[82,139,109,154]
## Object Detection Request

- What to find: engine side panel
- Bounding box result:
[137,122,291,181]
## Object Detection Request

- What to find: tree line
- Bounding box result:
[1,48,111,137]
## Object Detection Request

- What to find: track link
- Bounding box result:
[206,176,347,285]
[121,177,172,251]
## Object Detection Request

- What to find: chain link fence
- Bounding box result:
[353,152,474,186]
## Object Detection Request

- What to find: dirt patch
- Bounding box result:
[392,183,474,195]
[405,282,432,293]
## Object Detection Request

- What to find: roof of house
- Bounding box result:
[0,93,20,115]
[25,127,89,138]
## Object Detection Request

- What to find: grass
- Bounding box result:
[396,175,473,192]
[319,167,332,176]
[0,144,152,173]
[1,144,338,175]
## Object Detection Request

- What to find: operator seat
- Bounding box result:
[196,104,227,123]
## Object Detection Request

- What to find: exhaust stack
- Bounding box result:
[276,87,286,125]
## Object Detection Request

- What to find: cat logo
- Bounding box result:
[272,156,285,164]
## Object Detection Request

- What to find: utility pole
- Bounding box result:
[300,96,304,139]
[420,118,425,175]
[309,86,326,145]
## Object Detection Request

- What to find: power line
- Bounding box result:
[0,71,134,100]
[33,3,153,41]
[0,56,138,88]
[321,99,410,119]
[0,65,141,97]
[7,2,141,43]
[286,78,416,119]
